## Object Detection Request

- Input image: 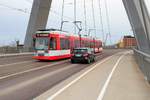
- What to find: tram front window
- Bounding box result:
[35,38,48,50]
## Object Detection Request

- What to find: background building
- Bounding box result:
[117,35,137,48]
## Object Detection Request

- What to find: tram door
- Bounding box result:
[49,37,57,50]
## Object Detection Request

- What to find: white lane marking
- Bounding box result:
[0,61,33,68]
[0,64,79,96]
[0,52,33,57]
[1,55,33,59]
[97,52,128,100]
[0,60,69,80]
[47,52,123,100]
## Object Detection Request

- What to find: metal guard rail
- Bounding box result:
[134,49,150,83]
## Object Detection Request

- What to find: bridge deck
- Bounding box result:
[35,51,150,100]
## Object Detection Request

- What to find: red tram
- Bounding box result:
[33,29,103,60]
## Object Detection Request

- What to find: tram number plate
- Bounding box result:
[38,53,44,56]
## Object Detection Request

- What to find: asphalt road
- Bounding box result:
[0,49,123,100]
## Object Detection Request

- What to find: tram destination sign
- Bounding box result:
[36,33,49,37]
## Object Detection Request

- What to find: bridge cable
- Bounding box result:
[0,3,29,14]
[83,0,87,33]
[104,0,112,45]
[60,0,65,30]
[91,0,96,38]
[74,0,77,34]
[25,0,33,3]
[97,0,105,43]
[51,10,73,20]
[24,0,74,20]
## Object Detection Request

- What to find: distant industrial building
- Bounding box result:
[117,35,137,48]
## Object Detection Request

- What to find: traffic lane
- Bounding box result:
[0,55,33,65]
[0,63,87,100]
[0,49,122,65]
[0,52,112,100]
[0,49,118,78]
[0,50,121,100]
[0,59,68,77]
[0,49,121,66]
[44,52,127,100]
[0,54,32,60]
[0,50,104,79]
[0,61,71,87]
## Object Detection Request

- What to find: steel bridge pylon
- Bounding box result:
[123,0,150,54]
[123,0,150,82]
[24,0,52,48]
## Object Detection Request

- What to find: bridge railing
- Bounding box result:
[0,47,34,57]
[134,49,150,83]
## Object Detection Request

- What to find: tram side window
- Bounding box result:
[82,40,86,47]
[75,40,80,48]
[82,40,85,47]
[66,39,70,49]
[91,42,94,48]
[97,42,100,48]
[60,38,70,50]
[100,42,102,47]
[85,41,89,47]
[88,41,90,47]
[50,38,56,50]
[95,42,97,48]
[33,38,36,48]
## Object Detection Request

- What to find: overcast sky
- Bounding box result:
[0,0,133,46]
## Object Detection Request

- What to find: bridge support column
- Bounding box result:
[123,0,150,83]
[140,1,150,49]
[24,0,52,49]
[122,0,150,54]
